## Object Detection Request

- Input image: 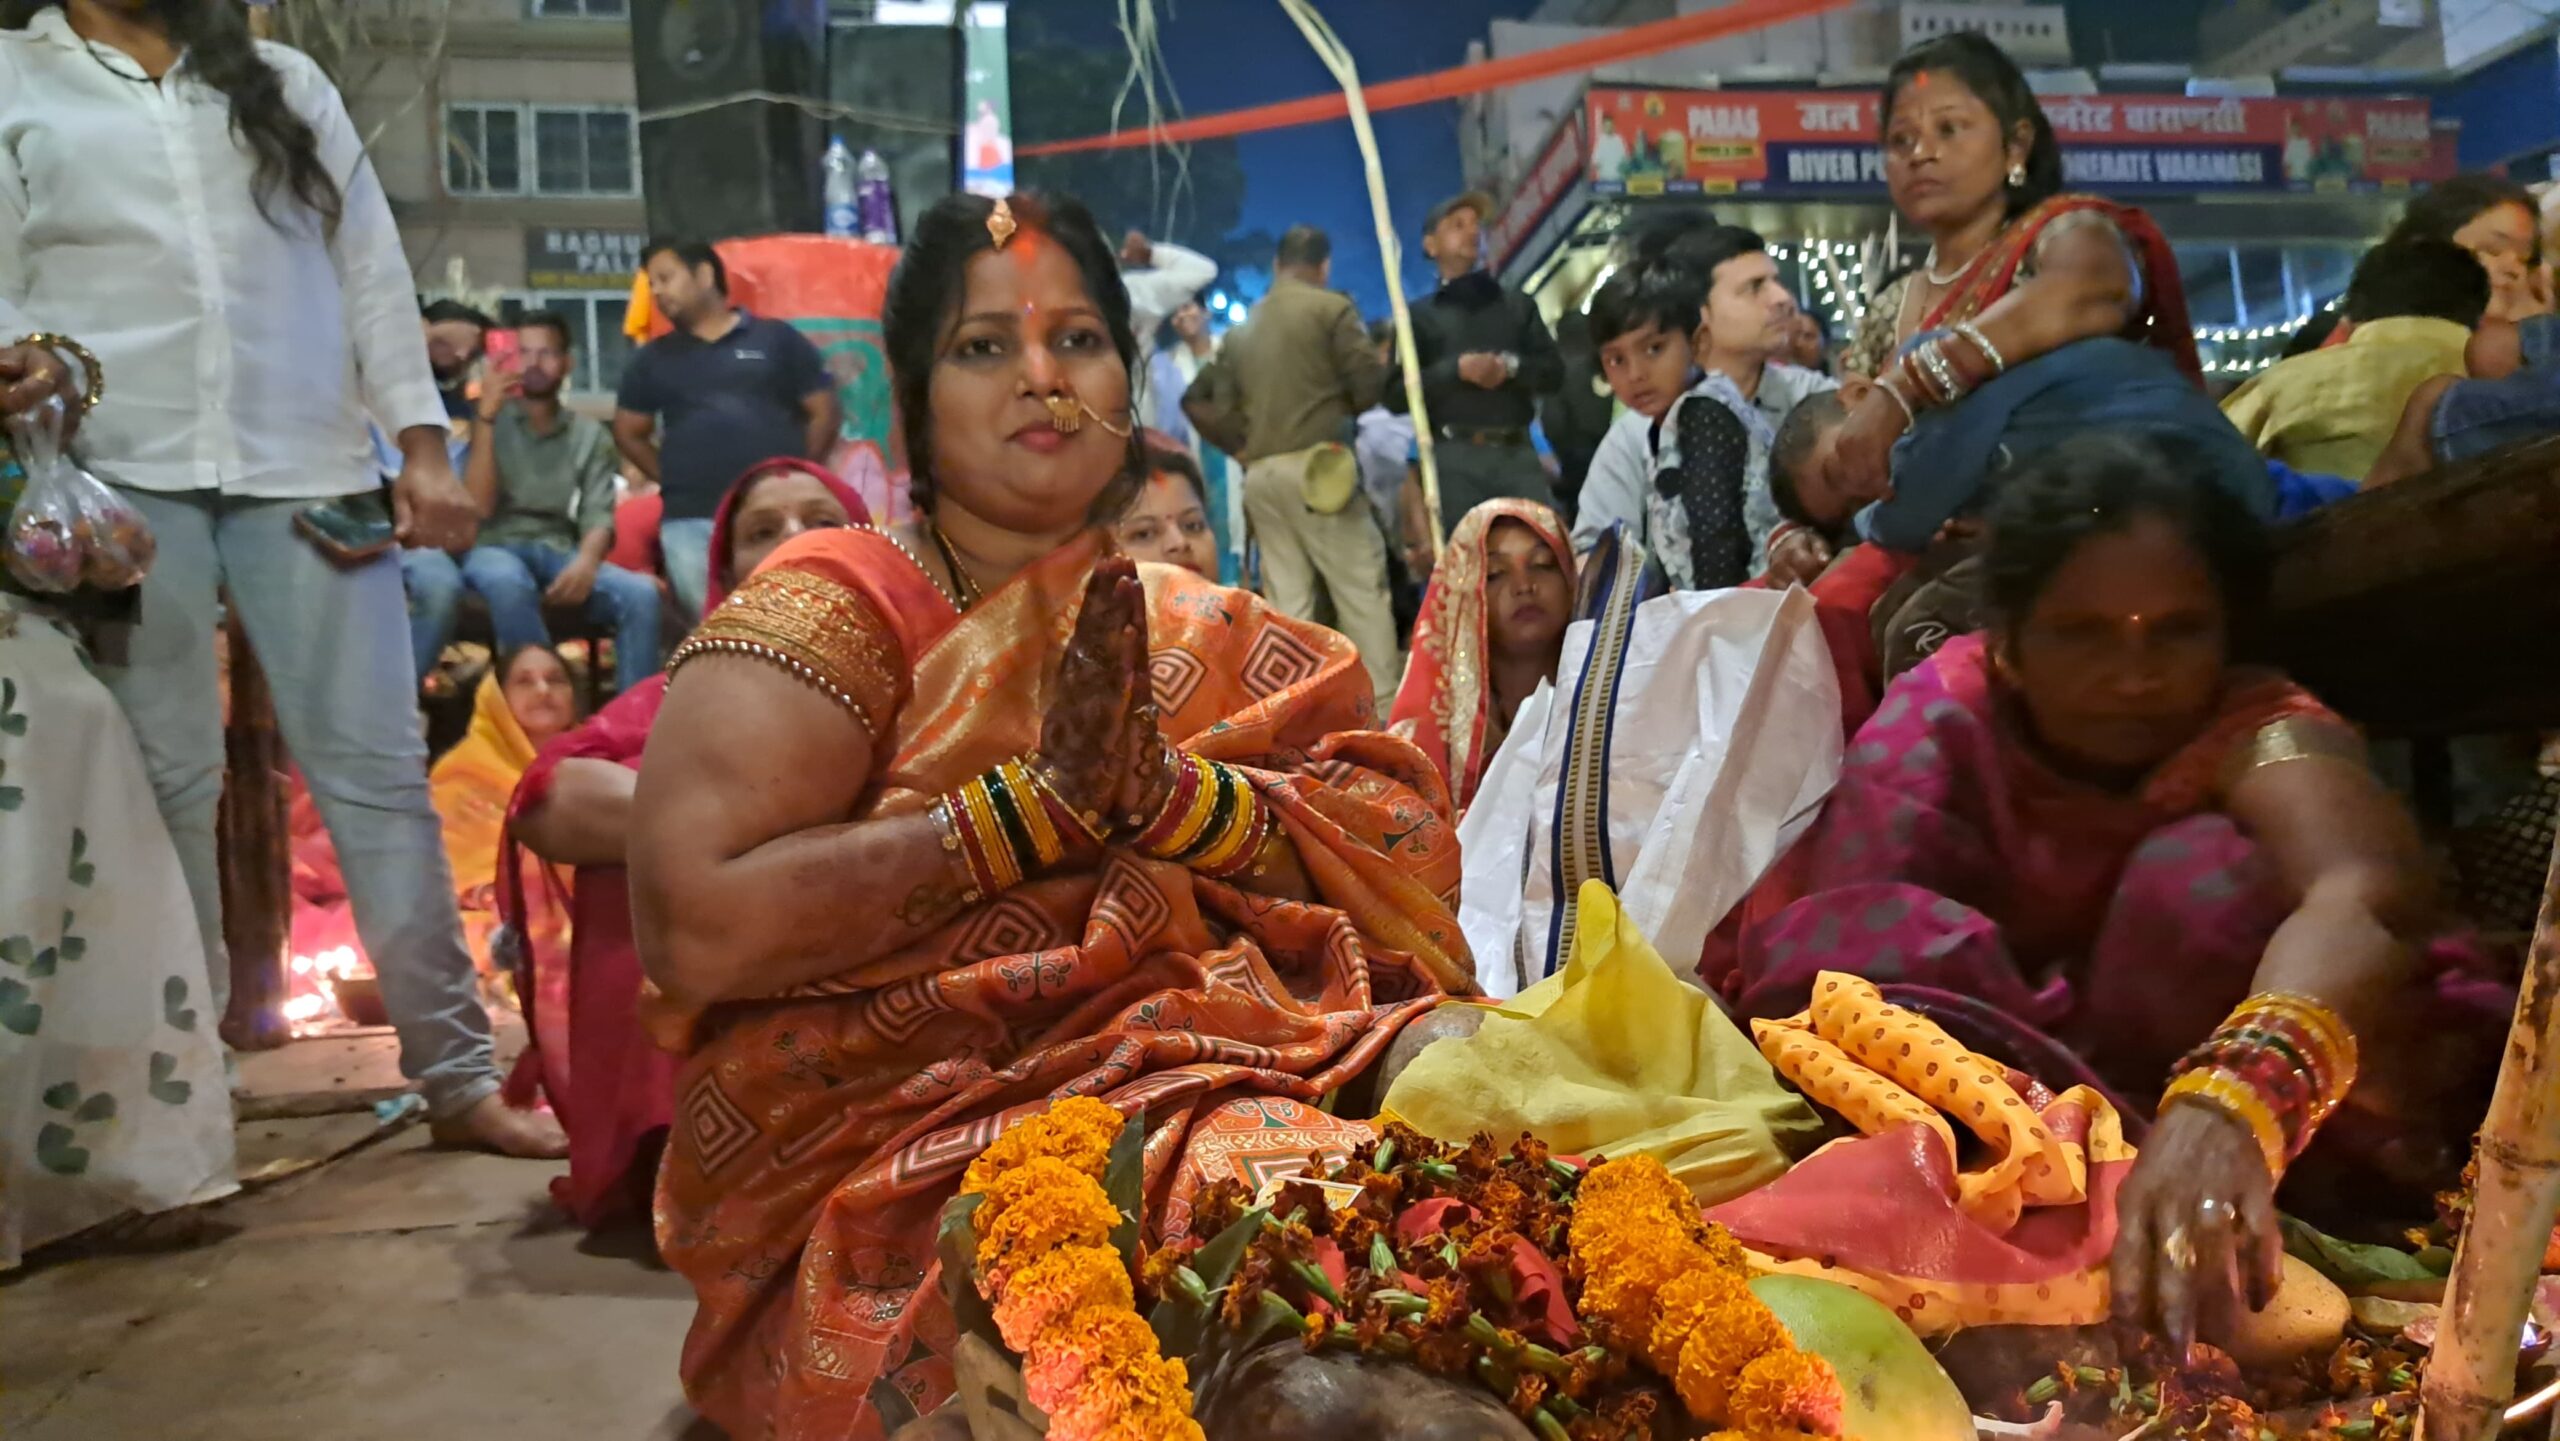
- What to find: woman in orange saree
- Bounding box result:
[629,191,1469,1440]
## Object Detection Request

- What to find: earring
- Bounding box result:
[2007,162,2027,188]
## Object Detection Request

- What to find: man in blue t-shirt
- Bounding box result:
[612,241,840,619]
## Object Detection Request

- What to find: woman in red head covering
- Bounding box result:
[501,457,870,1226]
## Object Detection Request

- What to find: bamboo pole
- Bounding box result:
[2419,824,2560,1440]
[1275,0,1444,560]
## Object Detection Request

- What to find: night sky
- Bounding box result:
[1039,0,1540,318]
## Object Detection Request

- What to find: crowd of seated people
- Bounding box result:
[267,27,2555,1441]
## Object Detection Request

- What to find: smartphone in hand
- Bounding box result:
[482,326,521,375]
[294,490,399,565]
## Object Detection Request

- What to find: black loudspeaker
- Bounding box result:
[630,0,827,242]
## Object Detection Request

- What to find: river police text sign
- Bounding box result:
[1584,89,2450,198]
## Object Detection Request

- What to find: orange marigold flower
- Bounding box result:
[975,1160,1121,1289]
[962,1096,1127,1198]
[1020,1305,1162,1418]
[1673,1293,1789,1421]
[1045,1346,1196,1441]
[1574,1155,1693,1220]
[991,1243,1135,1354]
[1575,1223,1692,1345]
[1645,1268,1752,1375]
[1728,1349,1846,1437]
[1695,1220,1750,1273]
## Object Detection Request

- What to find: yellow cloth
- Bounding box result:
[2219,315,2472,481]
[430,674,540,896]
[1382,880,1823,1205]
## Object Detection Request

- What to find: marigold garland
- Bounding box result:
[961,1099,1204,1441]
[1567,1154,1847,1436]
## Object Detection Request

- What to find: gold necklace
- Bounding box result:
[925,519,986,609]
[858,521,969,610]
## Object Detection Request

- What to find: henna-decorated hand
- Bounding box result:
[1037,558,1147,835]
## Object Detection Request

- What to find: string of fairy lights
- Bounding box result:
[1576,230,2343,382]
[1769,238,2341,379]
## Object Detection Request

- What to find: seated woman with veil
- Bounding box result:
[626,192,1481,1440]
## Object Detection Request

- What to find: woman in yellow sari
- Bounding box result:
[434,645,578,978]
[291,644,578,993]
[629,191,1470,1440]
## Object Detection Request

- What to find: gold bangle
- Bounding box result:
[1191,794,1263,872]
[1023,758,1108,844]
[14,332,103,414]
[2164,1069,2287,1176]
[1147,755,1221,859]
[997,760,1066,868]
[957,778,1020,890]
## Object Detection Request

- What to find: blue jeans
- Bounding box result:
[2432,367,2560,464]
[459,541,664,694]
[659,516,714,622]
[401,547,464,684]
[97,488,497,1119]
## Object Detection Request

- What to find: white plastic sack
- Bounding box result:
[1457,586,1840,998]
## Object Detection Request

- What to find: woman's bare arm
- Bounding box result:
[513,759,639,869]
[629,656,976,1006]
[2221,728,2432,1035]
[2365,373,2457,488]
[1962,221,2141,373]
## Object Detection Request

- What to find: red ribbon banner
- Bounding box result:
[1017,0,1858,157]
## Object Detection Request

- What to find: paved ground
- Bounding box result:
[2,1030,710,1440]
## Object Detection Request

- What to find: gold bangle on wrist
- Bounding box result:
[14,332,103,414]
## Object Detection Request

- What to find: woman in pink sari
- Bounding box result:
[500,458,870,1226]
[1709,431,2498,1352]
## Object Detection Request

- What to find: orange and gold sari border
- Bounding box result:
[670,567,905,744]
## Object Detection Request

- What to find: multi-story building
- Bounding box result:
[332,0,649,402]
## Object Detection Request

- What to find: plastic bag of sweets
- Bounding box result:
[4,396,153,592]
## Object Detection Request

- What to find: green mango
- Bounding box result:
[1749,1273,1976,1441]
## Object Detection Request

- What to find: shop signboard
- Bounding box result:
[1490,109,1588,274]
[1584,88,2450,198]
[524,227,649,291]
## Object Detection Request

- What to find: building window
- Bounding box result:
[530,0,627,17]
[532,106,640,197]
[445,104,523,195]
[445,105,639,199]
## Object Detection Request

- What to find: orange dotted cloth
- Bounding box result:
[1725,971,2135,1335]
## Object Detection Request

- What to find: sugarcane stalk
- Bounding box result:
[2419,826,2560,1441]
[1277,0,1443,558]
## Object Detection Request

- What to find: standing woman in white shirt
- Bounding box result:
[0,0,561,1156]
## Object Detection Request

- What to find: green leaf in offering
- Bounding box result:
[1190,1206,1270,1295]
[1104,1108,1147,1267]
[936,1190,997,1341]
[2281,1217,2449,1291]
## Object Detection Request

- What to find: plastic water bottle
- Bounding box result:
[822,137,859,238]
[856,149,898,245]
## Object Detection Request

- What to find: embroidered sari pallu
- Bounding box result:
[652,530,1469,1441]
